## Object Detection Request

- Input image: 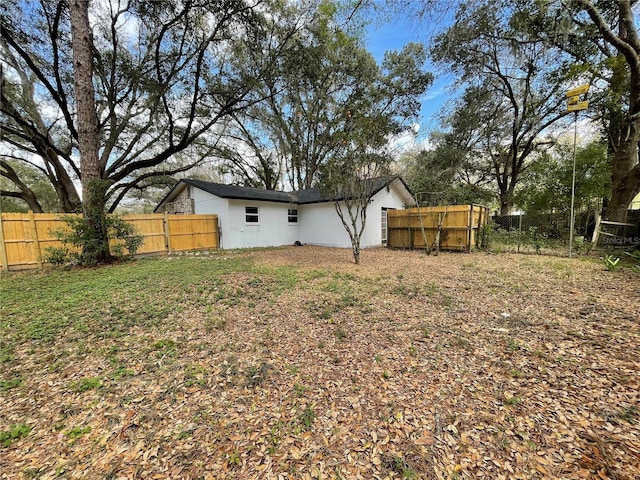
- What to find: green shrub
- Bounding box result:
[44,214,143,266]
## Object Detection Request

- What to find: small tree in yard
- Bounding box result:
[321,154,390,265]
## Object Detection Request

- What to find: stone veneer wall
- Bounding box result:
[161,186,194,214]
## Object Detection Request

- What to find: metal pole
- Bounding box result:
[518,211,522,253]
[569,111,578,258]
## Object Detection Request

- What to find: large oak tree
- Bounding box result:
[1,0,286,214]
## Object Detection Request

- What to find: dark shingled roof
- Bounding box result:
[293,176,403,204]
[155,176,412,211]
[182,179,294,203]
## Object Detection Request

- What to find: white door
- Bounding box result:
[381,209,388,244]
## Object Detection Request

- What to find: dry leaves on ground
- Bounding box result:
[1,246,639,479]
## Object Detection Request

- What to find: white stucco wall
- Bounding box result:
[299,179,411,248]
[190,188,230,247]
[299,202,352,247]
[224,199,300,249]
[188,178,413,249]
[361,178,413,247]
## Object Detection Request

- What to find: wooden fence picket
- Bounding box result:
[0,212,219,271]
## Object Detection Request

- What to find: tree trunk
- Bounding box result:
[69,0,111,263]
[499,194,511,215]
[352,242,360,265]
[606,135,640,222]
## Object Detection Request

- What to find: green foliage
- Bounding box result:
[402,146,494,207]
[572,236,593,256]
[245,362,269,388]
[228,3,431,191]
[515,143,610,214]
[0,377,22,390]
[65,426,91,439]
[44,214,143,266]
[184,364,207,388]
[297,405,316,431]
[382,454,418,479]
[0,160,61,212]
[624,251,640,273]
[0,424,32,447]
[603,255,621,271]
[70,377,101,392]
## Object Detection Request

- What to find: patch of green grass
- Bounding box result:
[619,406,638,423]
[0,353,15,364]
[1,424,32,447]
[285,364,299,375]
[245,362,269,388]
[151,339,176,357]
[204,317,227,331]
[70,377,101,392]
[382,454,417,479]
[504,396,522,407]
[449,335,471,350]
[184,364,207,387]
[335,326,348,341]
[0,377,22,391]
[293,383,308,396]
[65,426,91,439]
[506,338,521,352]
[392,284,420,298]
[297,405,316,431]
[0,256,258,345]
[111,366,135,380]
[303,269,327,281]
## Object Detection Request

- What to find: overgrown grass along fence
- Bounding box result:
[0,212,219,271]
[387,205,489,252]
[489,210,640,255]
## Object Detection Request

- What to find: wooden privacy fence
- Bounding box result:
[0,212,219,271]
[387,205,489,252]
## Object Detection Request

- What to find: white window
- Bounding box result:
[288,208,298,224]
[245,206,259,224]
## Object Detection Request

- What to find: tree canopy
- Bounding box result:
[1,0,285,214]
[218,3,432,191]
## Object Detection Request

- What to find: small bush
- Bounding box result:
[44,214,143,266]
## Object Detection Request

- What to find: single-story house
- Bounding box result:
[154,176,416,249]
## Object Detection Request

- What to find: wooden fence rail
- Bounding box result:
[387,205,489,252]
[0,212,219,272]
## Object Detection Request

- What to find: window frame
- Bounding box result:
[245,205,260,224]
[287,207,298,224]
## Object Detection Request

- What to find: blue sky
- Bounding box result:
[365,12,457,145]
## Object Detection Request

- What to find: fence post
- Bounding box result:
[517,212,523,253]
[28,211,43,269]
[163,212,171,253]
[467,205,473,252]
[0,214,8,272]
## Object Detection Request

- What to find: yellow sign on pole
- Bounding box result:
[567,100,589,112]
[566,84,590,97]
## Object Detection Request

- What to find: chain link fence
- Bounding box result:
[483,209,640,256]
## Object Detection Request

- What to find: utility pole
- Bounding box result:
[566,84,590,258]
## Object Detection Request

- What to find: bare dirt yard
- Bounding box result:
[1,246,639,479]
